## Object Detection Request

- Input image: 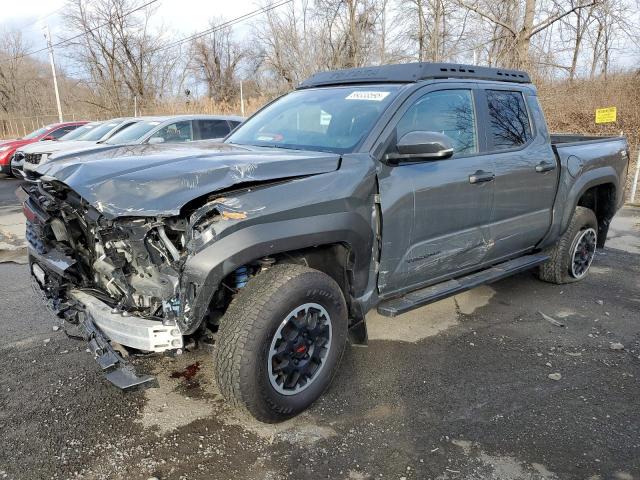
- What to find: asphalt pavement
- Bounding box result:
[0,174,638,480]
[0,174,24,207]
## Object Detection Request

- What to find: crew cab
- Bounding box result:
[0,121,88,177]
[22,63,629,423]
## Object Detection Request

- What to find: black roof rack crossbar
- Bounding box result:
[297,62,531,89]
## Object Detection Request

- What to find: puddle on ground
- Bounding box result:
[366,286,495,342]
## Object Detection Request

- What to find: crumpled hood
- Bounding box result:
[37,142,341,217]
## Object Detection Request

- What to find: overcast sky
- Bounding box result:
[1,0,256,64]
[2,0,638,71]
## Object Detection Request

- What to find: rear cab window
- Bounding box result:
[485,90,532,150]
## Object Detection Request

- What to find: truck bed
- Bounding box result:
[550,133,623,146]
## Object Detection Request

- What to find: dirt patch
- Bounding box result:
[366,286,495,342]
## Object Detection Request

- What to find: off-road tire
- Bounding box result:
[538,206,598,284]
[214,263,348,423]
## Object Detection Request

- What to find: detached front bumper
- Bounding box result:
[68,290,184,352]
[30,247,184,390]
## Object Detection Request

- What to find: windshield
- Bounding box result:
[226,86,400,153]
[105,120,161,145]
[81,121,121,141]
[59,123,99,141]
[23,126,50,140]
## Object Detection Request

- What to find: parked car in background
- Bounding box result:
[18,118,140,177]
[0,121,88,177]
[11,122,101,177]
[31,115,245,175]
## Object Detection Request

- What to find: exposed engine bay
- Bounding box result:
[26,180,184,313]
[22,178,248,347]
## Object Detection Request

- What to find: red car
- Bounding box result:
[0,121,88,177]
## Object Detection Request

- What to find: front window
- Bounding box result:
[227,86,401,153]
[148,121,193,143]
[396,89,478,155]
[105,120,162,145]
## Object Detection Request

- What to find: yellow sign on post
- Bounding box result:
[595,107,617,124]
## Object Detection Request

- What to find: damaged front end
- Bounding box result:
[24,179,203,389]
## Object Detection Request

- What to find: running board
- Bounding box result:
[377,254,549,318]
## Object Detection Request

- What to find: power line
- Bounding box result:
[148,0,294,55]
[10,0,161,61]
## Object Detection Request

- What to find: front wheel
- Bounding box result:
[214,264,348,423]
[538,206,598,284]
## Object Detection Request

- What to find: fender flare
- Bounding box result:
[559,166,618,236]
[539,166,619,250]
[180,212,374,334]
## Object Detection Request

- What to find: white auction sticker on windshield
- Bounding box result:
[345,91,390,101]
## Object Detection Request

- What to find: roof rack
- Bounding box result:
[297,62,531,89]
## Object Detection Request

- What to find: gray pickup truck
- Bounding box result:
[23,63,629,423]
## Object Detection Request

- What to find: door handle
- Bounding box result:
[469,170,495,184]
[535,161,556,173]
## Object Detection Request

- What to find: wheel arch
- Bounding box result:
[576,182,617,247]
[181,213,374,337]
[558,167,618,247]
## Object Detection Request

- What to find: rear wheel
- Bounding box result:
[538,206,598,284]
[214,264,348,423]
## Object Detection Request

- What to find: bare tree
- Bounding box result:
[62,0,181,114]
[456,0,601,68]
[190,19,244,102]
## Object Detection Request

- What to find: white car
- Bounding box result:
[18,118,140,177]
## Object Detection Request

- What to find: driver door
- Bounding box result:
[377,85,496,296]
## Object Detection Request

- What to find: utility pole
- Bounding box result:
[239,80,245,117]
[630,150,640,203]
[43,25,63,123]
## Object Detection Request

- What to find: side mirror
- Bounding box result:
[147,137,165,145]
[385,131,454,163]
[42,135,56,141]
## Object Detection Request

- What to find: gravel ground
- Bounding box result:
[0,174,638,479]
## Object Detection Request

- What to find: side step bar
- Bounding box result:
[377,254,549,318]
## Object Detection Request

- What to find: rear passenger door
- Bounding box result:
[194,119,232,140]
[480,88,558,262]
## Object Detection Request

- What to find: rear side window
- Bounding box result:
[51,125,79,139]
[486,90,532,150]
[195,120,231,140]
